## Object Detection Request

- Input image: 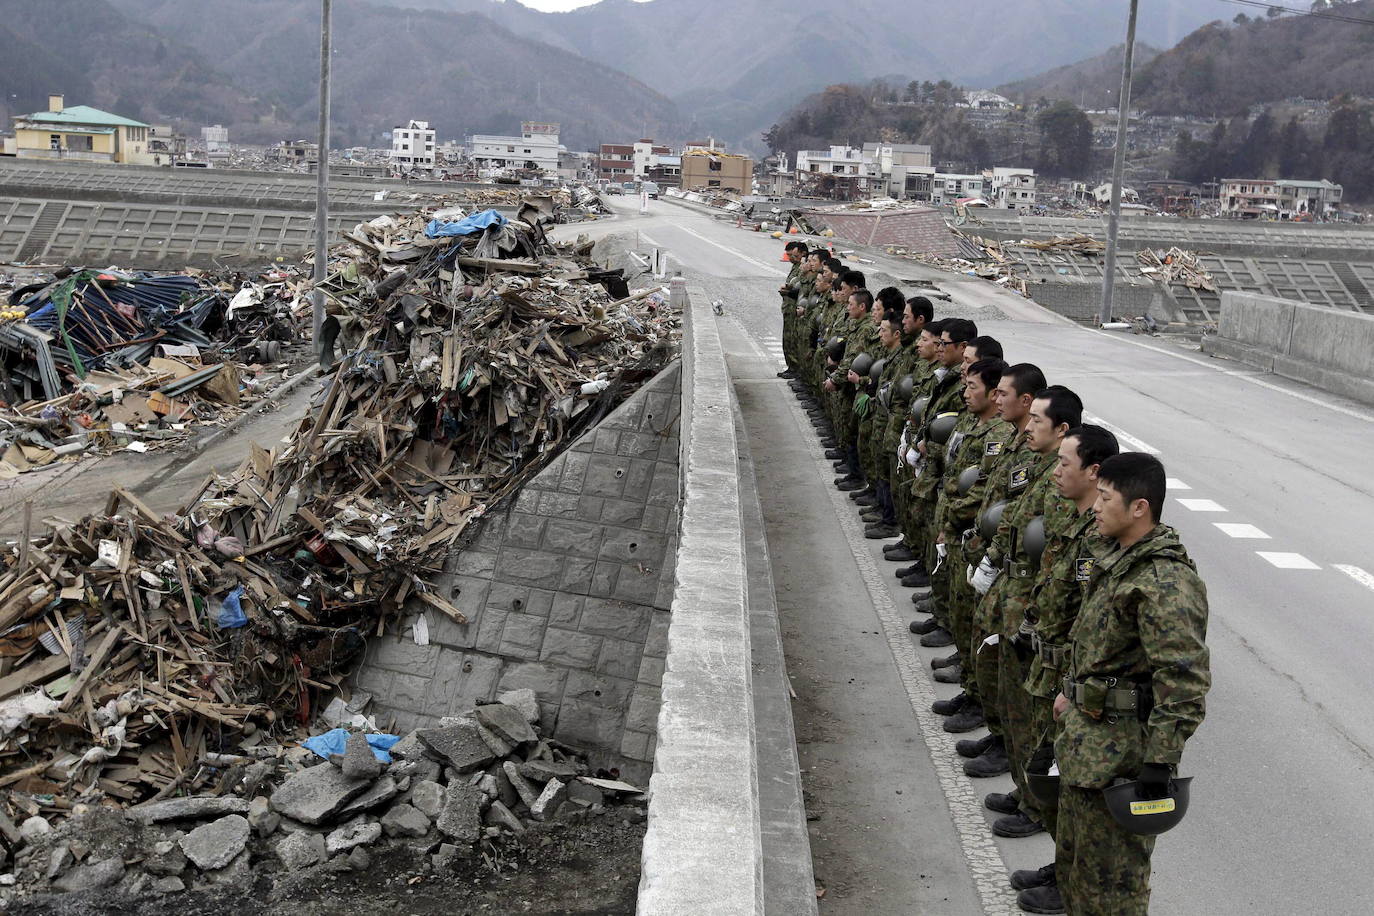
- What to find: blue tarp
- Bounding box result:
[424,209,506,238]
[301,728,401,763]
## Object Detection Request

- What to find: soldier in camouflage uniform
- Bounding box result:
[829,288,879,490]
[785,249,821,375]
[777,241,807,378]
[869,298,930,544]
[858,311,910,538]
[973,387,1082,836]
[1008,425,1120,913]
[932,358,1014,694]
[890,321,945,565]
[1049,452,1210,916]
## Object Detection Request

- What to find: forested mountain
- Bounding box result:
[998,44,1162,108]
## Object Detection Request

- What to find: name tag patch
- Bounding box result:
[985,441,1003,456]
[1130,798,1176,816]
[1075,557,1096,582]
[1010,467,1030,490]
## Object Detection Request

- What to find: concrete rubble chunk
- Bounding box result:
[208,849,251,884]
[475,721,513,758]
[346,847,371,871]
[325,820,382,856]
[275,831,327,870]
[131,796,250,824]
[566,780,604,807]
[517,759,580,783]
[475,703,537,748]
[497,688,541,724]
[409,780,445,819]
[338,776,400,819]
[144,839,187,877]
[19,816,52,841]
[434,784,485,844]
[417,721,497,774]
[178,815,250,871]
[45,844,72,881]
[380,803,430,838]
[484,800,526,835]
[54,856,124,893]
[340,732,385,780]
[388,730,424,760]
[153,876,186,894]
[476,773,499,800]
[502,761,541,809]
[247,796,280,837]
[269,763,374,825]
[432,843,461,869]
[530,778,568,822]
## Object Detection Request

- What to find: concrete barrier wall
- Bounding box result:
[638,279,764,914]
[1204,291,1374,404]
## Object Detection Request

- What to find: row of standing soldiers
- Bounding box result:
[776,240,1212,916]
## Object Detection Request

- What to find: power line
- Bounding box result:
[1215,0,1374,27]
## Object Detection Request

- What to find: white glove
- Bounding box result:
[965,563,976,585]
[971,557,1000,596]
[905,447,919,468]
[899,428,909,454]
[933,543,947,574]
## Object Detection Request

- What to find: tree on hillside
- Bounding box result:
[1035,101,1092,177]
[1277,117,1315,177]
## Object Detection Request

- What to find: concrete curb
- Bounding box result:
[638,281,763,914]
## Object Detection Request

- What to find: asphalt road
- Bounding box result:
[584,196,1374,915]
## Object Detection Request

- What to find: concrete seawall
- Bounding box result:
[1203,291,1374,405]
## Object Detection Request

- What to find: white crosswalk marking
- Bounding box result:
[1177,498,1227,512]
[1166,478,1192,490]
[1256,552,1321,570]
[1214,523,1271,539]
[1335,565,1374,592]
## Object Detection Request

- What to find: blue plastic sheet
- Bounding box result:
[424,209,506,238]
[301,728,401,763]
[217,585,247,629]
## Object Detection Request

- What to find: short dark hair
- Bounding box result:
[906,296,934,323]
[1098,452,1167,523]
[942,318,978,344]
[784,240,807,252]
[1064,424,1120,469]
[849,288,874,310]
[882,306,903,325]
[924,318,949,337]
[876,286,905,315]
[805,248,824,260]
[825,257,844,273]
[1001,363,1046,398]
[1033,385,1084,431]
[969,335,1003,361]
[839,269,866,289]
[968,357,1008,392]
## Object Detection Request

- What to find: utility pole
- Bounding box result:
[313,0,333,367]
[1099,0,1139,328]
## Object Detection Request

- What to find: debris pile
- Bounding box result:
[1,268,309,473]
[0,196,677,889]
[0,688,648,902]
[1136,247,1217,292]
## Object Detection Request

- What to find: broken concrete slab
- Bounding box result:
[346,847,371,871]
[434,784,485,844]
[409,780,444,819]
[131,796,251,824]
[178,814,250,871]
[53,856,124,893]
[153,876,186,895]
[388,730,424,760]
[325,820,382,856]
[144,838,187,877]
[475,703,537,748]
[502,761,541,809]
[269,763,373,825]
[432,843,462,869]
[379,803,430,838]
[417,721,496,774]
[339,732,385,780]
[497,688,541,724]
[45,844,72,881]
[207,849,251,885]
[247,796,280,837]
[476,721,514,758]
[530,778,568,821]
[484,800,526,835]
[274,831,327,870]
[337,775,399,819]
[517,759,581,783]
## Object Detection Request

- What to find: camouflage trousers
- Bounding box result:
[998,635,1041,824]
[781,306,799,370]
[1057,785,1156,916]
[971,581,1005,738]
[1027,692,1058,837]
[942,537,979,696]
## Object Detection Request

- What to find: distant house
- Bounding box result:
[391,119,436,171]
[13,94,153,165]
[964,90,1015,111]
[987,167,1037,210]
[1093,183,1140,205]
[681,149,752,195]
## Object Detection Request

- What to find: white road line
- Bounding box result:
[1166,478,1192,490]
[779,391,1019,916]
[1177,498,1227,512]
[1335,564,1374,592]
[1214,523,1271,539]
[1083,413,1161,455]
[675,224,790,277]
[1084,328,1374,426]
[1256,552,1321,570]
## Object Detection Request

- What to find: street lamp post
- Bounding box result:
[1098,0,1140,328]
[313,0,333,367]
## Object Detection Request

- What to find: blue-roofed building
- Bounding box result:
[13,95,156,165]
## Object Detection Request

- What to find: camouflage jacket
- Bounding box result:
[935,415,1014,539]
[780,262,801,307]
[992,450,1069,633]
[879,342,925,457]
[1023,504,1111,699]
[1055,524,1211,788]
[909,369,966,499]
[831,316,880,387]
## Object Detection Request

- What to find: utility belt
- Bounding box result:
[1031,634,1069,672]
[1062,675,1152,722]
[1004,558,1037,580]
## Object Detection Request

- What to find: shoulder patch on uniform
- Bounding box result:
[1075,557,1096,582]
[1009,466,1031,490]
[984,441,1004,456]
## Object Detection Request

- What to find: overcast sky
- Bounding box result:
[516,0,646,10]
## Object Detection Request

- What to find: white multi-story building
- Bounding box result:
[863,142,934,199]
[202,124,230,155]
[987,167,1037,210]
[391,119,435,170]
[470,121,561,174]
[930,172,987,206]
